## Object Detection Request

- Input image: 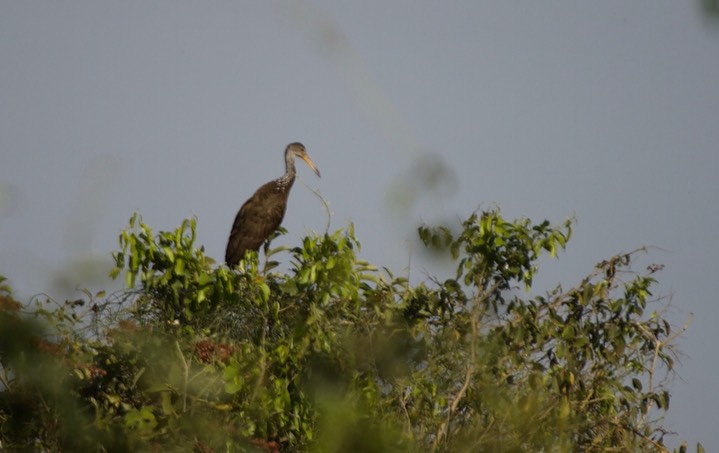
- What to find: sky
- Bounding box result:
[1,1,718,449]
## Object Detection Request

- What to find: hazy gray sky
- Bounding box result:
[2,2,717,448]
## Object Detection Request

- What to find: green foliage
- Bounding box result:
[0,209,701,452]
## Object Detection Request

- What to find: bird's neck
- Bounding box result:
[275,152,297,190]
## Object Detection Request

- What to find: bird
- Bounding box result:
[225,142,321,267]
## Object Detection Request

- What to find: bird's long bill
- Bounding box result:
[301,154,321,177]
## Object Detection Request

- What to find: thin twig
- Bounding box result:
[399,388,413,437]
[0,370,12,394]
[299,178,332,234]
[175,340,189,413]
[249,316,268,404]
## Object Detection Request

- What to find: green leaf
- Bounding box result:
[631,378,643,391]
[125,269,134,288]
[259,282,271,303]
[174,258,185,275]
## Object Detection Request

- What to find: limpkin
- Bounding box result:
[225,142,320,267]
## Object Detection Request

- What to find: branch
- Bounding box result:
[399,388,413,438]
[635,312,692,426]
[432,291,485,450]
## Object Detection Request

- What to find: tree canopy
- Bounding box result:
[0,209,702,452]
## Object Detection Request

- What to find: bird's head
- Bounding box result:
[286,142,321,177]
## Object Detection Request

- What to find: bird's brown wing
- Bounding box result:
[225,184,290,266]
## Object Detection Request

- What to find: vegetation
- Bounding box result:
[0,209,702,452]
